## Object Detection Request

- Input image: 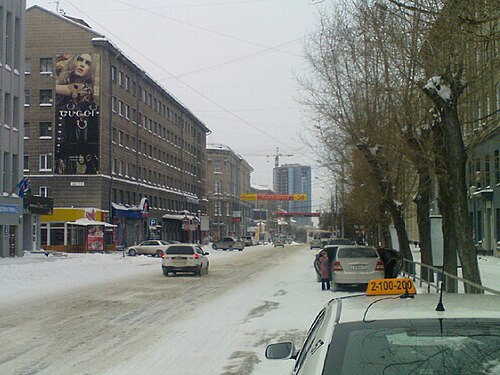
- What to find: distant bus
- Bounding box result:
[306,229,333,244]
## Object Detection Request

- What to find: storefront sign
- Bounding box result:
[87,225,104,251]
[0,204,19,214]
[24,195,53,215]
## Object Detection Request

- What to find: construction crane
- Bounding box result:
[240,147,293,167]
[270,147,293,167]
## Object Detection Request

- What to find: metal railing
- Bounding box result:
[402,258,500,295]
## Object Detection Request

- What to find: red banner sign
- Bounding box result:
[276,212,320,217]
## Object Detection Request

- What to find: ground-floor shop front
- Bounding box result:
[41,207,115,253]
[0,195,23,257]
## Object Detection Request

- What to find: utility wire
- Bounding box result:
[112,0,303,58]
[64,0,319,169]
[65,0,287,146]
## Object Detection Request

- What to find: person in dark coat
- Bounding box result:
[319,251,331,291]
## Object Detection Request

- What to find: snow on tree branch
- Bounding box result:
[423,76,452,102]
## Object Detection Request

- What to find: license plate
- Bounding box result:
[350,264,367,270]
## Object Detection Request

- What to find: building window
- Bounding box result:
[23,155,29,171]
[112,96,117,112]
[112,158,117,174]
[495,150,499,185]
[39,122,52,138]
[111,65,117,82]
[39,58,53,73]
[125,104,130,119]
[118,130,123,146]
[125,76,130,90]
[496,209,500,242]
[39,90,53,105]
[118,100,124,116]
[215,181,221,195]
[25,58,31,74]
[118,71,124,86]
[39,154,51,171]
[484,155,491,187]
[24,122,29,139]
[39,186,48,197]
[213,160,222,173]
[24,90,30,106]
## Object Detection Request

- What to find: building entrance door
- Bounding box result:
[9,226,16,257]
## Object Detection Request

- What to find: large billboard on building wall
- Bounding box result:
[54,53,100,174]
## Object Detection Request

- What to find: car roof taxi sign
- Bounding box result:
[367,277,417,296]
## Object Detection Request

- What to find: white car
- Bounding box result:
[127,240,170,257]
[161,244,209,276]
[331,245,385,291]
[266,292,500,374]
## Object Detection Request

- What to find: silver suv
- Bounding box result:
[212,237,245,251]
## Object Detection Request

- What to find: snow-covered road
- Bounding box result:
[0,244,337,374]
[1,244,498,375]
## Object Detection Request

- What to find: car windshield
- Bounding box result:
[338,247,377,258]
[324,318,500,375]
[160,240,169,245]
[166,246,194,255]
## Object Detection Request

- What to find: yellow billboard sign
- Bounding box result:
[240,193,258,201]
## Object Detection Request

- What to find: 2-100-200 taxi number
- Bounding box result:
[366,277,416,295]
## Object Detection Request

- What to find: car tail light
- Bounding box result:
[161,253,165,259]
[194,253,199,259]
[333,261,343,271]
[375,261,384,271]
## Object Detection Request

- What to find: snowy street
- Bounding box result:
[1,244,498,375]
[0,244,335,375]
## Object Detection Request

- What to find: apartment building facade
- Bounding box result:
[25,6,210,249]
[206,144,252,240]
[462,15,499,255]
[0,0,25,257]
[273,163,312,226]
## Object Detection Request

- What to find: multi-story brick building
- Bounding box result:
[0,0,25,257]
[25,6,210,249]
[206,144,253,240]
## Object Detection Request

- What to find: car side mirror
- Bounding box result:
[265,342,295,360]
[204,252,209,256]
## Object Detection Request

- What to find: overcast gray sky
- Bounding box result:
[27,0,329,212]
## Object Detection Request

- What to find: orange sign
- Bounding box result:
[240,193,258,201]
[366,278,416,296]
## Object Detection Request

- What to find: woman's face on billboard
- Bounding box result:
[75,54,92,77]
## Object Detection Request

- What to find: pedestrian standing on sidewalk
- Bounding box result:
[319,251,331,291]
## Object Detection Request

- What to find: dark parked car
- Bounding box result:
[375,247,403,278]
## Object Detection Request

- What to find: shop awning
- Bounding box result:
[67,218,117,228]
[162,213,198,221]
